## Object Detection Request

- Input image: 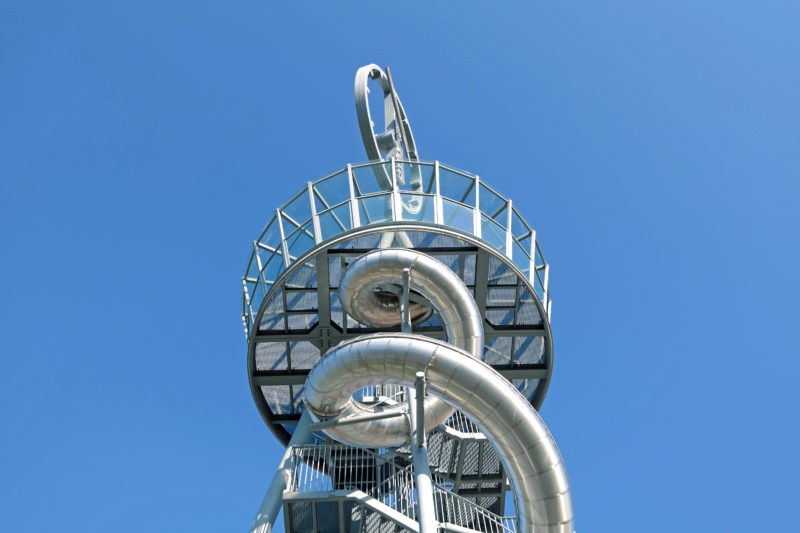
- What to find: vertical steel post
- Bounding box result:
[347,164,361,228]
[401,267,411,334]
[505,199,513,260]
[528,229,537,286]
[308,181,322,245]
[399,268,436,533]
[391,156,402,221]
[249,410,312,533]
[408,372,437,533]
[434,161,443,225]
[275,208,290,268]
[414,372,426,449]
[543,262,550,318]
[473,175,482,239]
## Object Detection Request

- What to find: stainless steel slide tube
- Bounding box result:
[311,249,483,447]
[303,334,573,533]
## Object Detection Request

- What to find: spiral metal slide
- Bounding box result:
[304,249,574,533]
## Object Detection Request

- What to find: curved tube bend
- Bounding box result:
[311,248,483,448]
[304,334,573,533]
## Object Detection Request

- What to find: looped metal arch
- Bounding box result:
[355,64,418,164]
[355,64,423,213]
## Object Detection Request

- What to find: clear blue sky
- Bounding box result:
[1,2,798,531]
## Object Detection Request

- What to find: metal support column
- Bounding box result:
[249,410,312,533]
[401,268,411,334]
[408,372,437,533]
[400,266,437,533]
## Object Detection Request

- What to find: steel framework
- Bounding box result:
[243,65,573,533]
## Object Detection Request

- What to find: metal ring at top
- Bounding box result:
[354,64,418,164]
[354,65,423,213]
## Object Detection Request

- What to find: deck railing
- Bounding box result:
[242,159,550,338]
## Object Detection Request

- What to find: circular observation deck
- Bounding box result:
[242,160,554,445]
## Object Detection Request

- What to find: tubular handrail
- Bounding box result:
[241,159,551,338]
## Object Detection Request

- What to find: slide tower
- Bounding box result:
[243,65,574,533]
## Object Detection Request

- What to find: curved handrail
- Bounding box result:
[241,160,550,338]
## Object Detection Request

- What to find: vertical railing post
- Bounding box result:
[473,175,482,239]
[242,277,253,335]
[528,229,537,286]
[253,241,264,272]
[434,161,443,225]
[308,182,322,244]
[253,242,270,296]
[528,229,537,287]
[505,199,513,260]
[408,372,437,533]
[348,164,361,228]
[275,208,290,268]
[543,263,551,318]
[391,157,402,221]
[401,268,412,334]
[414,373,426,449]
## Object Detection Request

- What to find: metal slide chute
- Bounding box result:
[304,249,483,448]
[303,250,574,533]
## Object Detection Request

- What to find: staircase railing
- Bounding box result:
[286,444,515,533]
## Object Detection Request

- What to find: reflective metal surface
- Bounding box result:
[354,64,419,166]
[304,334,573,533]
[244,63,574,533]
[310,248,483,446]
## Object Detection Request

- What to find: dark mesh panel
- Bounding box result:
[331,233,381,250]
[487,286,516,307]
[363,508,384,533]
[255,342,288,371]
[487,256,515,286]
[429,253,460,273]
[329,256,343,288]
[286,257,317,288]
[292,385,305,413]
[288,341,320,369]
[315,501,340,533]
[462,441,480,475]
[513,336,545,364]
[330,290,343,327]
[347,502,361,533]
[289,501,313,533]
[486,308,514,326]
[426,431,443,467]
[260,385,291,415]
[258,287,284,332]
[258,313,285,332]
[462,254,476,286]
[405,231,466,248]
[484,337,511,365]
[286,290,318,311]
[481,442,501,474]
[427,431,456,474]
[286,313,318,330]
[480,497,501,516]
[516,287,543,325]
